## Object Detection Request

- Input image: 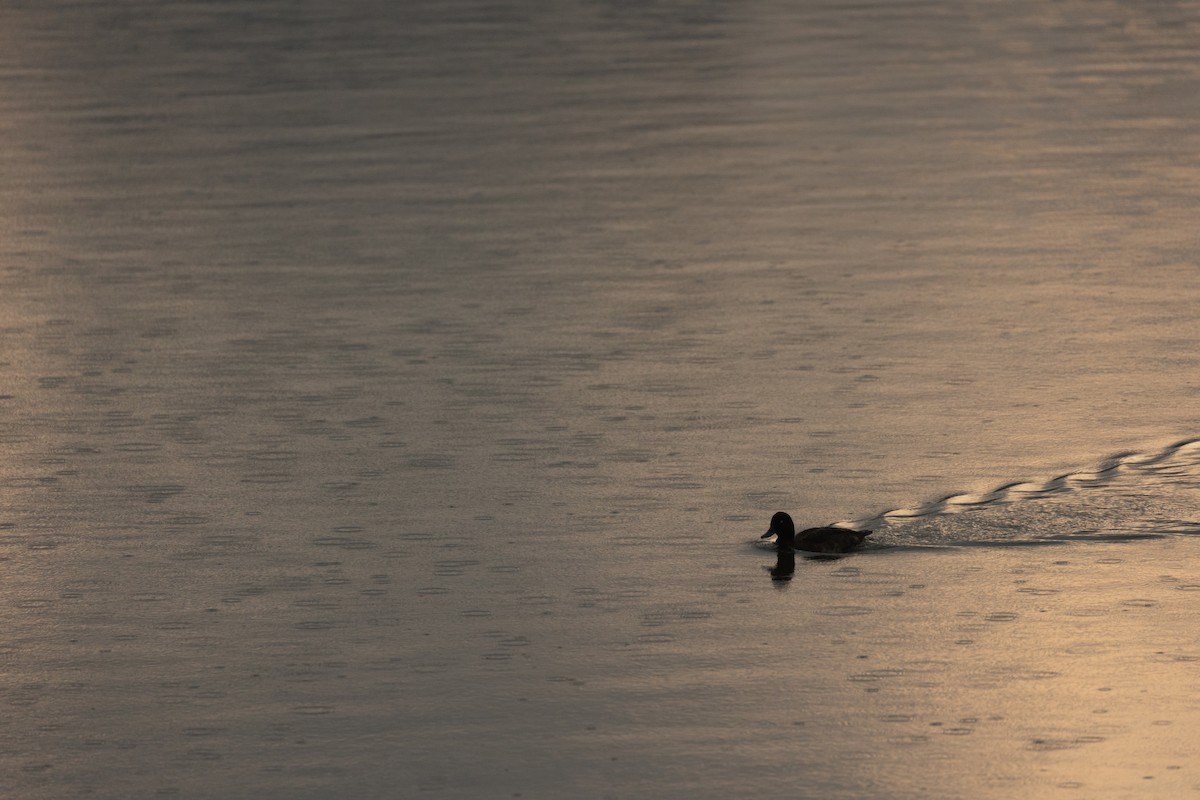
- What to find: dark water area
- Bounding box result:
[3,1,1200,797]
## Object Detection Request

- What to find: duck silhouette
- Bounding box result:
[761,511,872,553]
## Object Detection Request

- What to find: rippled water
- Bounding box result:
[854,438,1200,539]
[4,1,1200,798]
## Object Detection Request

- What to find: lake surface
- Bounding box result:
[3,1,1200,797]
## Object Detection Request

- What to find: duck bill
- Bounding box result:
[761,529,775,539]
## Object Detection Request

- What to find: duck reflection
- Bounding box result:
[766,548,850,584]
[767,549,795,582]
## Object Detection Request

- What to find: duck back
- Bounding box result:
[792,526,872,553]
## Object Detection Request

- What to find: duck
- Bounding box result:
[761,511,872,553]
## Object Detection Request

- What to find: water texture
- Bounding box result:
[2,1,1200,798]
[852,437,1200,531]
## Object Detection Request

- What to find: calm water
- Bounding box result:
[4,1,1200,797]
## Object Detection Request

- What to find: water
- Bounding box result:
[3,1,1200,797]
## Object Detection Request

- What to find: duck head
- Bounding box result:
[761,511,796,546]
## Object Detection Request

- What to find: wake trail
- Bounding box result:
[840,437,1200,530]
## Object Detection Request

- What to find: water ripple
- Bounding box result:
[844,438,1200,529]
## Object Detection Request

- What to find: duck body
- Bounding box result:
[762,511,871,553]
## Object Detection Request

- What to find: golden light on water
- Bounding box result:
[2,1,1200,797]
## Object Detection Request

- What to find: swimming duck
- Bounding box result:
[761,511,872,553]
